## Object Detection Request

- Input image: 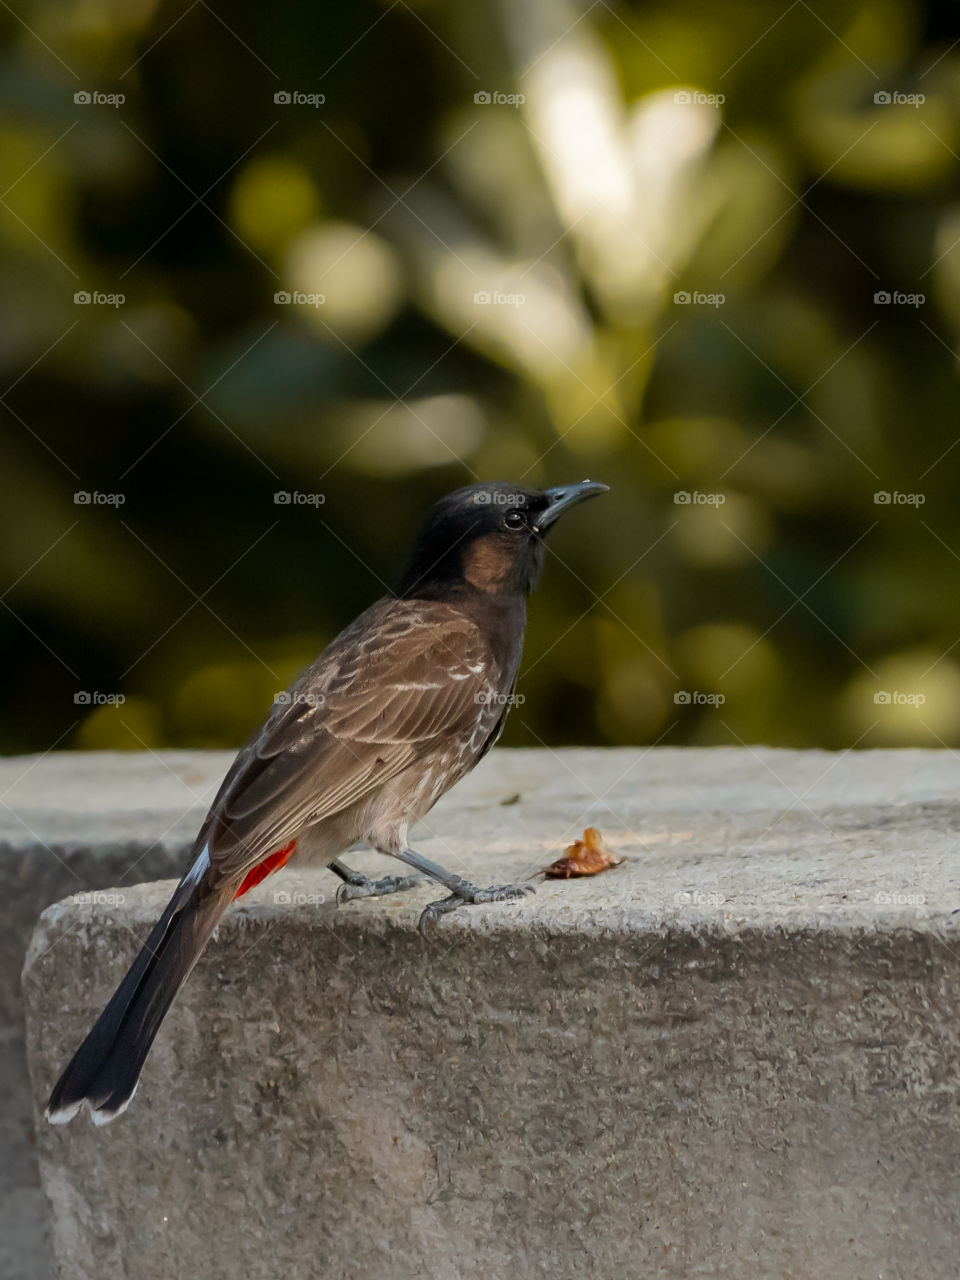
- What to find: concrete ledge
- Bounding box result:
[1,750,230,1280]
[17,747,960,1277]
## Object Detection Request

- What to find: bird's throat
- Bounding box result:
[461,536,514,593]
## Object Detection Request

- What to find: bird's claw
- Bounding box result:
[418,882,535,933]
[336,873,424,906]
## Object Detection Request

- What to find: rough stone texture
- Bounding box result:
[1,751,230,1280]
[17,747,960,1277]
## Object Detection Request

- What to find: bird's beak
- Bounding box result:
[534,480,609,533]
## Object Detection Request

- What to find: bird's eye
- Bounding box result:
[503,509,527,530]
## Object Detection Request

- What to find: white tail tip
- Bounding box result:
[45,1082,137,1127]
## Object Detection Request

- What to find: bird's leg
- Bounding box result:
[330,858,424,906]
[388,846,535,932]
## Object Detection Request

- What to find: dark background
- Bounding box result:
[3,0,960,755]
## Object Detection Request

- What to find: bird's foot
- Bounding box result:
[334,869,424,905]
[418,881,535,932]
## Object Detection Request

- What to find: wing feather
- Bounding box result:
[195,598,500,883]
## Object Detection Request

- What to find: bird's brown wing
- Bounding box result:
[195,597,497,884]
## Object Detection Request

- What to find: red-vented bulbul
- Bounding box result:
[45,478,607,1125]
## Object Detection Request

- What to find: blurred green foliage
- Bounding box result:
[3,0,960,755]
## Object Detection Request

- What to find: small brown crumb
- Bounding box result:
[499,792,521,806]
[541,827,625,878]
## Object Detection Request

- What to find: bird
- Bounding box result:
[45,478,608,1126]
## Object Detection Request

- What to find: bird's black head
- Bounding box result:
[397,480,609,599]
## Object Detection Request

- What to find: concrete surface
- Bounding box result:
[1,751,229,1280]
[15,747,960,1277]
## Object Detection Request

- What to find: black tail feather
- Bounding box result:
[46,878,223,1125]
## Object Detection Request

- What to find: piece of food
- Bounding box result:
[542,827,624,878]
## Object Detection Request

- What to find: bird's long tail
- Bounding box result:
[45,855,225,1127]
